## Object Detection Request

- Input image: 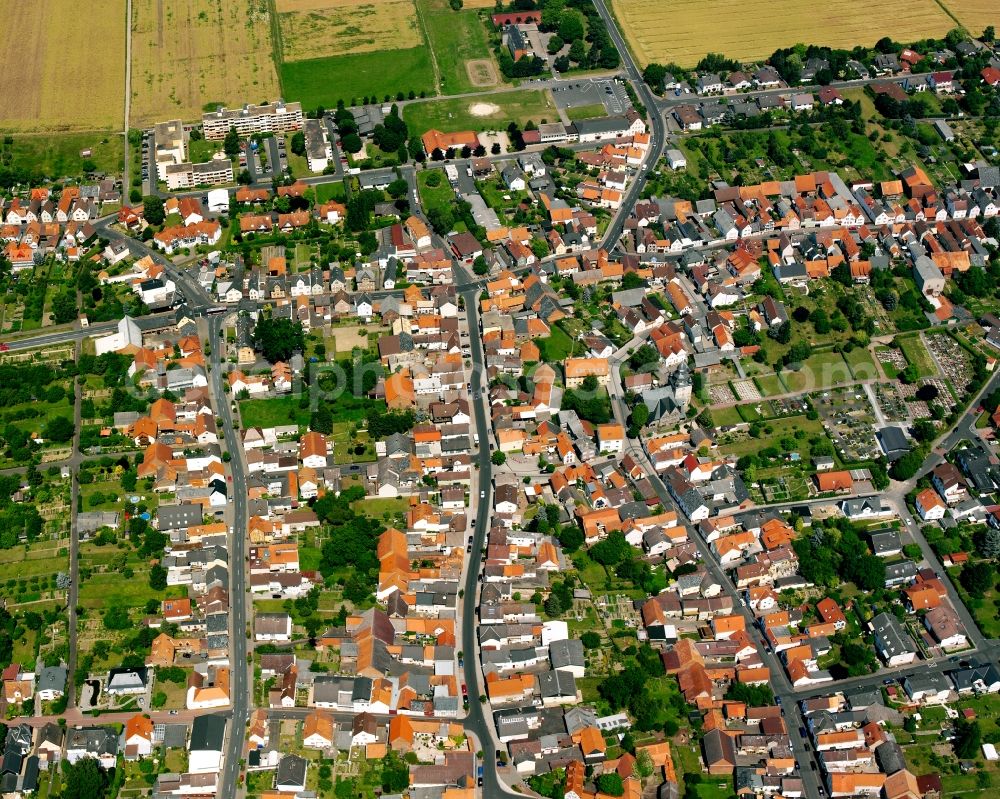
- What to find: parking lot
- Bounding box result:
[551,78,629,115]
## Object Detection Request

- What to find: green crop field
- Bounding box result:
[404,90,558,135]
[281,49,436,110]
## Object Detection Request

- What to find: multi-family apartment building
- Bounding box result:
[202,100,304,139]
[153,119,188,180]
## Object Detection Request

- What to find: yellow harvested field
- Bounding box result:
[462,0,496,7]
[611,0,958,66]
[0,0,125,131]
[946,0,1000,37]
[130,0,280,125]
[277,0,422,61]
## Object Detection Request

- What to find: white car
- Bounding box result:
[480,490,485,498]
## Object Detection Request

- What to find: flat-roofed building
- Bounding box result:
[202,100,303,140]
[154,119,188,180]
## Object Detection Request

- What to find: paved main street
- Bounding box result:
[608,327,1000,795]
[455,259,522,799]
[4,12,998,799]
[206,309,252,799]
[8,249,989,799]
[604,340,826,799]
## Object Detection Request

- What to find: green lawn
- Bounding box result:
[949,566,1000,638]
[188,137,224,163]
[419,0,501,95]
[710,406,744,427]
[736,403,763,422]
[4,131,124,180]
[876,346,900,379]
[779,351,852,393]
[566,104,608,121]
[3,397,74,437]
[845,347,879,380]
[897,335,937,378]
[674,742,733,799]
[755,374,785,397]
[572,554,612,592]
[312,182,346,204]
[78,569,184,611]
[284,133,311,177]
[535,325,576,363]
[11,628,37,664]
[328,395,387,425]
[577,676,603,704]
[695,779,737,799]
[299,544,321,572]
[404,90,558,135]
[239,396,312,429]
[0,546,67,581]
[353,497,409,522]
[417,170,457,215]
[80,479,148,512]
[331,421,375,463]
[717,414,825,459]
[281,49,435,110]
[903,738,995,794]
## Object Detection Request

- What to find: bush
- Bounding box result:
[595,774,624,796]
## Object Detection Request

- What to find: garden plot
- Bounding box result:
[769,396,811,417]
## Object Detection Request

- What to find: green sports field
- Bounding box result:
[404,90,558,135]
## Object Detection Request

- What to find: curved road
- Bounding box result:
[591,0,666,250]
